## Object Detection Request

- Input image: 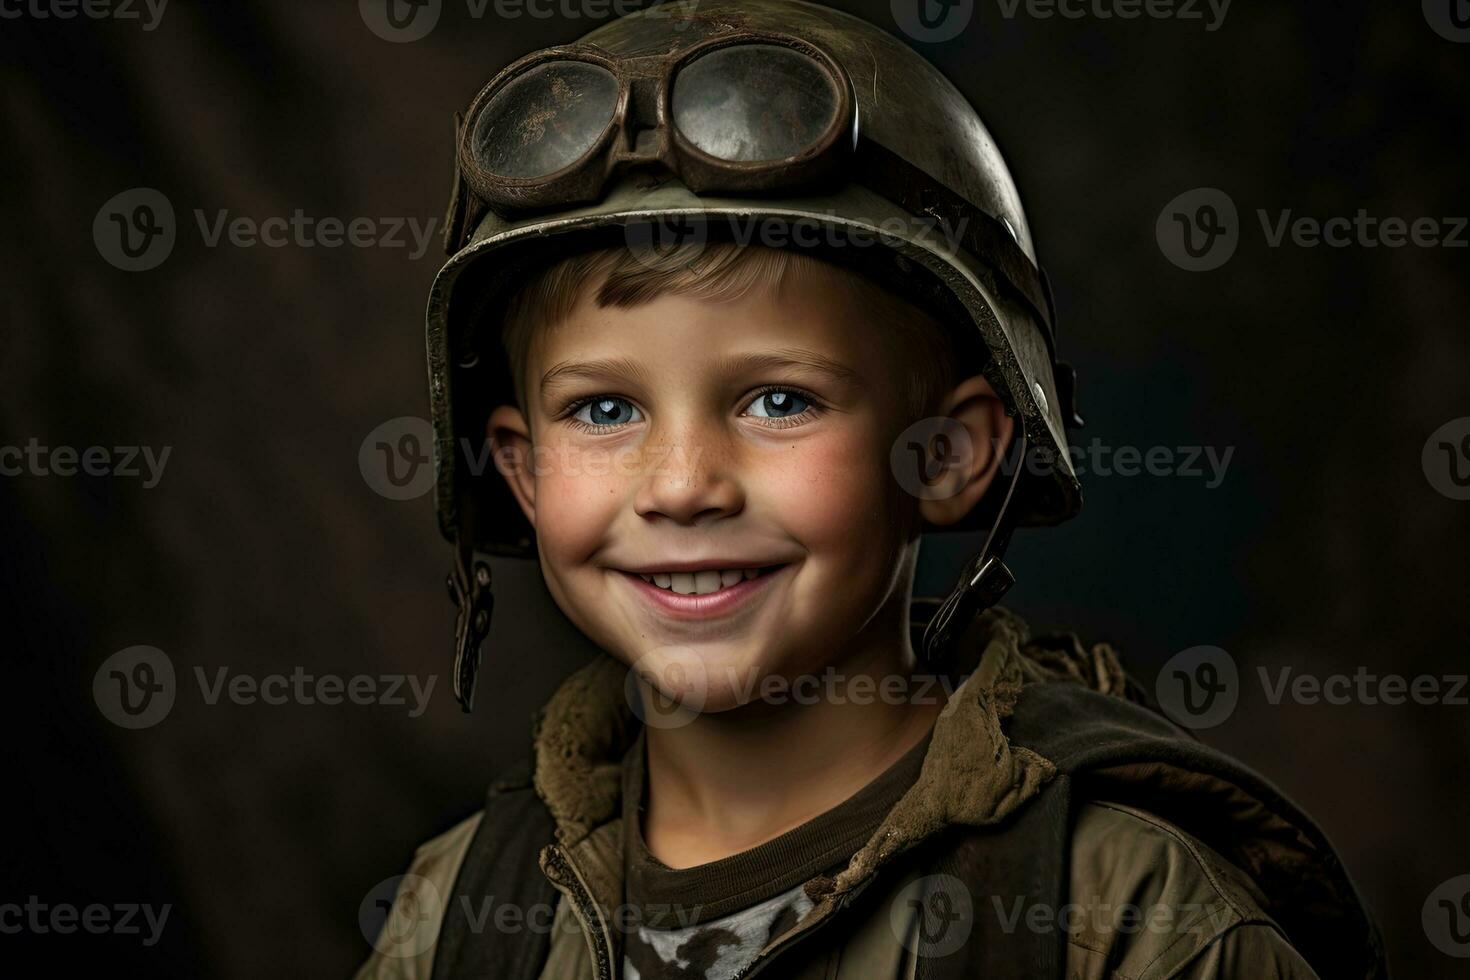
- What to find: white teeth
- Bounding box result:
[639,567,772,594]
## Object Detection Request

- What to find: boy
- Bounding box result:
[359,1,1384,977]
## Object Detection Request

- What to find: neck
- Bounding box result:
[640,593,945,869]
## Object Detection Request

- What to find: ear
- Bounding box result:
[487,405,537,526]
[918,374,1016,527]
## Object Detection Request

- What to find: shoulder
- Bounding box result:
[411,810,487,884]
[1065,801,1318,979]
[352,811,485,980]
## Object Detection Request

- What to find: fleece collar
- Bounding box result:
[530,608,1066,894]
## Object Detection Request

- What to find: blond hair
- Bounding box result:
[499,242,957,419]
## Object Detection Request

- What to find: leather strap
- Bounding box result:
[430,767,560,980]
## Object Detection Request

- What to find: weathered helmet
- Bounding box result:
[428,0,1083,709]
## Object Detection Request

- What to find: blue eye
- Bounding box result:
[573,397,642,427]
[745,389,811,419]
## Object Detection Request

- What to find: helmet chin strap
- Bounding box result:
[920,429,1028,667]
[447,512,494,713]
[447,430,1027,711]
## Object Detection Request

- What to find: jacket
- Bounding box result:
[355,608,1385,979]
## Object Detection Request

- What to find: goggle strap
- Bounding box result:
[443,112,470,256]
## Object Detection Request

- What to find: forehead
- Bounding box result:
[529,266,897,383]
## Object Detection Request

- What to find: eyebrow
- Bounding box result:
[716,348,863,387]
[538,346,862,397]
[540,356,651,396]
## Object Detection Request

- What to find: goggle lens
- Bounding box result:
[671,44,842,162]
[469,60,620,179]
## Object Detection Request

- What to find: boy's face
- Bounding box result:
[489,266,1009,712]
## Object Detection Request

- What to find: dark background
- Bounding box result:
[2,0,1467,976]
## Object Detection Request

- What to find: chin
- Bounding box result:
[617,633,786,715]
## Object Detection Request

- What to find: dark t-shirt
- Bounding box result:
[620,726,933,980]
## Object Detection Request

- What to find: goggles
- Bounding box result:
[452,32,856,220]
[443,30,1071,406]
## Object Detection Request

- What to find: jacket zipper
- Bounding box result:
[542,843,615,980]
[731,877,878,980]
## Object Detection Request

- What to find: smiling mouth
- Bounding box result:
[631,566,784,596]
[614,563,790,620]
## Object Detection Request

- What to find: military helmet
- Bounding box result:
[428,0,1083,709]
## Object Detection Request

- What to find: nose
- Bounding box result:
[633,424,744,527]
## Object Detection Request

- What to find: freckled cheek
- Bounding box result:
[749,428,893,554]
[529,441,631,564]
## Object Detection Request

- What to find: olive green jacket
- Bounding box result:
[356,609,1382,979]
